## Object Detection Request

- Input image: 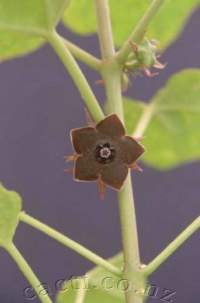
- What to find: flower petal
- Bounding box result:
[74,155,100,181]
[101,163,128,190]
[119,136,145,165]
[71,127,97,154]
[96,114,125,138]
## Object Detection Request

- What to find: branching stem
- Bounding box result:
[117,0,166,64]
[144,217,200,276]
[133,103,155,137]
[19,212,121,277]
[6,243,52,303]
[61,37,101,71]
[47,30,104,123]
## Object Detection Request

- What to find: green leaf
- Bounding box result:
[57,253,125,303]
[0,0,70,61]
[63,0,199,50]
[0,184,22,247]
[57,287,124,303]
[88,253,124,299]
[124,99,145,134]
[124,69,200,170]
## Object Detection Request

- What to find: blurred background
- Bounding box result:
[0,7,200,303]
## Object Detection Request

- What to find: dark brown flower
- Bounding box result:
[67,114,144,195]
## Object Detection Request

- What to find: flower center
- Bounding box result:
[100,147,111,159]
[95,143,116,164]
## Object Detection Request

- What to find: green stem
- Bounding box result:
[118,175,141,269]
[95,1,146,302]
[95,0,115,60]
[74,278,87,303]
[62,37,101,71]
[133,103,155,137]
[117,0,165,64]
[95,0,123,118]
[19,212,121,277]
[144,217,200,276]
[5,243,52,303]
[47,30,104,123]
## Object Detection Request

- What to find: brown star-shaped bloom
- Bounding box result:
[67,114,144,196]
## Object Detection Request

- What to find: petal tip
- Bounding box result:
[96,114,125,138]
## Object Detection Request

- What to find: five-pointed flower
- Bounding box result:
[68,114,144,192]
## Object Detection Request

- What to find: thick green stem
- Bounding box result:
[117,0,166,64]
[6,243,52,303]
[95,1,146,302]
[19,212,121,277]
[47,30,104,123]
[118,175,141,270]
[95,0,115,59]
[144,217,200,276]
[62,37,101,71]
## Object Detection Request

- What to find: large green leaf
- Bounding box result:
[124,69,200,170]
[63,0,199,50]
[57,253,125,303]
[0,0,70,61]
[0,184,22,247]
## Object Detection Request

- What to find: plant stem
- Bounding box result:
[19,212,121,277]
[47,30,104,123]
[117,0,165,64]
[5,243,52,303]
[95,0,115,60]
[144,216,200,276]
[95,1,146,302]
[74,278,87,303]
[133,103,155,137]
[95,0,124,117]
[62,37,101,71]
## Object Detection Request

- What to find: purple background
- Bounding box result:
[0,8,200,303]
